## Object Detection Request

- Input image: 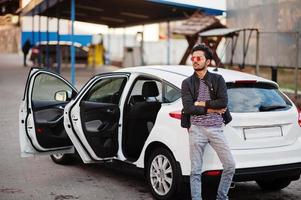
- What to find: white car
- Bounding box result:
[19,66,301,200]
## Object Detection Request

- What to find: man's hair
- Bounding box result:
[191,43,213,60]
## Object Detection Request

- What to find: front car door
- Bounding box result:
[19,68,77,157]
[64,73,129,163]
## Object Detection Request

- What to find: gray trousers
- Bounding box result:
[189,125,236,200]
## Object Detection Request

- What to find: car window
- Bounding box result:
[129,79,163,102]
[227,82,292,113]
[84,77,127,104]
[163,83,181,103]
[32,73,73,101]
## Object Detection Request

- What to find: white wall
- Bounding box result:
[105,36,189,65]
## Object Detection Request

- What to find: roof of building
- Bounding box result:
[172,12,226,36]
[199,28,258,37]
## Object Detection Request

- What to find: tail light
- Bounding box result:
[298,109,301,127]
[204,170,222,176]
[169,111,181,120]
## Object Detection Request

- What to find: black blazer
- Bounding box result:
[181,71,232,128]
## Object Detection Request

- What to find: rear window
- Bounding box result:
[227,82,292,113]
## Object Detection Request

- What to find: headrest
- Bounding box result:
[129,95,145,105]
[142,81,159,97]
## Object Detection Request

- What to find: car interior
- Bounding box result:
[32,100,73,149]
[123,78,162,161]
[29,72,77,150]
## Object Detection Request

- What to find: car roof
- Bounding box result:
[116,65,277,88]
[34,41,89,51]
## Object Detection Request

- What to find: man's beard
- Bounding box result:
[193,63,206,71]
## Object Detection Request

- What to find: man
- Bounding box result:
[22,39,31,67]
[181,44,235,200]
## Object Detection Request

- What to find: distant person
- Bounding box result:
[181,43,235,200]
[22,39,31,67]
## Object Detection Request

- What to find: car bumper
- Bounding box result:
[183,162,301,183]
[200,162,301,183]
[233,162,301,182]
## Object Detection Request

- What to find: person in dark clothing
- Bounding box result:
[22,39,31,67]
[181,44,235,200]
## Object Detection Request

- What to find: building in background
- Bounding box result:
[19,0,226,65]
[226,0,301,69]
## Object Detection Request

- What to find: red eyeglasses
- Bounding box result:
[191,56,206,62]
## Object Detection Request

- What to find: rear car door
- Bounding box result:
[64,73,129,163]
[19,68,77,157]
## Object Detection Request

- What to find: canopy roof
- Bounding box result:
[21,0,224,28]
[199,28,258,37]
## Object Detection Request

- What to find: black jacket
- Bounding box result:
[181,70,232,128]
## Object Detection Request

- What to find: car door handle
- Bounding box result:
[72,118,78,121]
[47,115,64,126]
[48,115,64,125]
[58,105,64,110]
[98,122,109,131]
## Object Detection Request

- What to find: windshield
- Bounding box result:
[227,82,292,113]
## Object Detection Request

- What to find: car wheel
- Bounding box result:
[256,178,292,191]
[146,148,181,200]
[50,153,75,165]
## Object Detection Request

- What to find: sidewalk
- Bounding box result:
[0,53,121,89]
[60,64,121,89]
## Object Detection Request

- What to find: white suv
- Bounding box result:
[19,66,301,200]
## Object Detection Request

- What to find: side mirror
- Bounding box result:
[54,90,68,101]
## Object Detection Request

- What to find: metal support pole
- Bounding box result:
[32,11,34,46]
[56,0,61,74]
[271,66,277,82]
[242,29,246,69]
[230,37,234,66]
[123,28,126,62]
[46,0,50,69]
[70,0,76,85]
[141,25,144,65]
[167,21,170,65]
[294,33,299,99]
[123,28,126,46]
[255,30,260,75]
[230,35,238,67]
[107,28,111,65]
[38,6,42,67]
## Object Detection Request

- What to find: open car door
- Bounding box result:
[64,73,129,163]
[19,68,77,157]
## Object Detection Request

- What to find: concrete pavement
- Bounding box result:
[0,53,300,200]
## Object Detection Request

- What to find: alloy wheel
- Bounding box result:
[149,154,173,196]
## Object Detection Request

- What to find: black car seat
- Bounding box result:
[125,81,162,159]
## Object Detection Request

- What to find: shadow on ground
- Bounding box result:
[55,156,300,200]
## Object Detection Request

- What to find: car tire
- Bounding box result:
[146,148,181,200]
[256,178,292,191]
[50,153,75,165]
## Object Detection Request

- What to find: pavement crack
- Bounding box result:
[0,187,23,194]
[53,194,80,200]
